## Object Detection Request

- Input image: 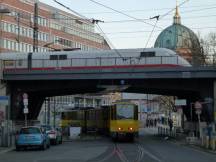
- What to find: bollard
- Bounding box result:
[210,137,215,150]
[158,127,161,136]
[162,128,165,136]
[205,136,209,149]
[201,136,205,147]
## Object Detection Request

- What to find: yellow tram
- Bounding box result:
[108,101,139,140]
[59,101,139,140]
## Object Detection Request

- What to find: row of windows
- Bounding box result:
[50,21,104,43]
[2,21,49,42]
[4,3,48,27]
[2,39,48,52]
[2,21,100,51]
[52,12,94,32]
[54,36,97,51]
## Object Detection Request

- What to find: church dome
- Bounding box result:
[154,5,202,63]
[154,24,200,51]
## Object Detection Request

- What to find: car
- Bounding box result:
[41,125,62,145]
[15,126,50,151]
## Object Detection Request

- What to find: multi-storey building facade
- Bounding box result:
[0,0,111,126]
[0,0,110,53]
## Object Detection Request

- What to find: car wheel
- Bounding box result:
[53,139,57,145]
[59,137,62,144]
[47,142,50,148]
[41,142,46,150]
[16,146,21,151]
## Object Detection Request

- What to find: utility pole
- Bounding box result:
[53,98,56,128]
[16,13,20,51]
[33,2,38,52]
[47,98,50,125]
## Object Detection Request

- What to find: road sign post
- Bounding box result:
[195,101,202,138]
[23,93,28,127]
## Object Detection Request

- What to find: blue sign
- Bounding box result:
[0,96,9,106]
[0,96,9,100]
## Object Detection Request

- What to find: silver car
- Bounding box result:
[41,125,62,145]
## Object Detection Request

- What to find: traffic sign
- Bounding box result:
[195,101,202,109]
[195,109,202,115]
[23,108,28,114]
[23,99,28,106]
[23,93,28,99]
[23,93,28,106]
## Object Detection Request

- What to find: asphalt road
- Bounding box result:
[0,129,216,162]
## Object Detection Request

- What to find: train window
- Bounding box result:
[140,51,155,57]
[50,55,58,60]
[59,55,67,60]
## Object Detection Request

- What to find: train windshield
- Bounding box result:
[116,104,134,119]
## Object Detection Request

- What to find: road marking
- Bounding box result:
[137,144,162,162]
[0,147,14,155]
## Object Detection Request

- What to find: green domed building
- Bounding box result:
[154,5,203,64]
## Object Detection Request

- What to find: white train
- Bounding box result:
[1,48,191,70]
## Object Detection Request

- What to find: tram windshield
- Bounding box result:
[116,104,134,119]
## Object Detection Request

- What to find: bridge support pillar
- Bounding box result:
[213,81,216,132]
[0,82,13,147]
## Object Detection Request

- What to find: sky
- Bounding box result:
[42,0,216,49]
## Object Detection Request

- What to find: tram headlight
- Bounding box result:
[129,127,133,131]
[118,127,122,131]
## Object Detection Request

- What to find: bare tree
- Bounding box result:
[199,32,216,65]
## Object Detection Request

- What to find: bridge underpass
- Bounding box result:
[2,66,216,123]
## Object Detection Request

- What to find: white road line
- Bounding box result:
[139,146,162,162]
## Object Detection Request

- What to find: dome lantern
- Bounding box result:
[173,0,181,24]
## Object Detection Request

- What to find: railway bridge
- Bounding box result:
[0,64,216,124]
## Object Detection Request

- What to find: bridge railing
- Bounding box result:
[0,55,204,71]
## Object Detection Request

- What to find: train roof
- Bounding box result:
[0,48,178,59]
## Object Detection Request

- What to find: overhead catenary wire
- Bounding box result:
[95,23,124,58]
[144,19,159,49]
[54,0,125,58]
[88,0,190,49]
[99,26,216,35]
[160,0,190,19]
[53,0,89,20]
[80,3,216,15]
[89,0,163,30]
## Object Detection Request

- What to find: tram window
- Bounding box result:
[59,55,67,60]
[116,104,134,119]
[50,55,58,60]
[140,51,155,57]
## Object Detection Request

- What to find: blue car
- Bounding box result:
[15,126,50,151]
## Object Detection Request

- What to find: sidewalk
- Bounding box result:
[140,127,216,154]
[0,146,14,154]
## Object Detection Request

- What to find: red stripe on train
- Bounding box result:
[3,64,182,72]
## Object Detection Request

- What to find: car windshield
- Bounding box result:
[116,104,134,119]
[20,127,41,134]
